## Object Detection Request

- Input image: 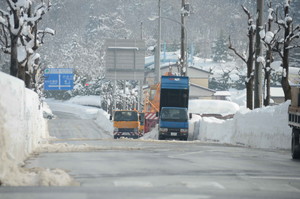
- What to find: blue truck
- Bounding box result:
[158,76,191,140]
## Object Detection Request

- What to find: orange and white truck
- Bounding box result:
[110,110,142,139]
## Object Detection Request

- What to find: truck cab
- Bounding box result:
[110,110,141,139]
[159,107,189,140]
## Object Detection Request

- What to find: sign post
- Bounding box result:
[105,39,145,112]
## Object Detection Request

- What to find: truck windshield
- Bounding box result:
[160,108,188,122]
[114,111,138,121]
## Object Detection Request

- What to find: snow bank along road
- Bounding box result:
[1,101,300,199]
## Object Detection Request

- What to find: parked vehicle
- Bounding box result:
[110,110,141,139]
[157,76,191,140]
[288,86,300,159]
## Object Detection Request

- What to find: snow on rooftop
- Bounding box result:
[214,91,231,96]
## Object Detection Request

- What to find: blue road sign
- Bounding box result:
[44,68,73,90]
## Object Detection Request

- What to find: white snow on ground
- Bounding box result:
[45,98,113,134]
[95,109,114,134]
[140,100,291,150]
[45,98,100,120]
[228,89,247,107]
[198,101,291,149]
[0,69,293,186]
[0,72,78,186]
[35,142,143,153]
[189,99,240,116]
[67,95,102,108]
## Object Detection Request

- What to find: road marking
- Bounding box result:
[168,150,218,158]
[156,195,211,199]
[182,181,226,190]
[249,176,300,180]
[113,180,153,187]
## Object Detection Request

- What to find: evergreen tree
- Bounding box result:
[212,31,229,62]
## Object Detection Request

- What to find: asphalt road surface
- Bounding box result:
[1,102,300,199]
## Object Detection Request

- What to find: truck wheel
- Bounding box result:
[292,128,300,159]
[180,137,188,141]
[158,135,165,140]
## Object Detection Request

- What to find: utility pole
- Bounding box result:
[180,0,186,76]
[140,22,143,40]
[154,0,161,84]
[180,0,190,76]
[254,0,264,108]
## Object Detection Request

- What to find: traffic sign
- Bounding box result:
[105,39,145,81]
[44,68,73,90]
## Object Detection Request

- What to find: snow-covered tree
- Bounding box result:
[229,5,256,110]
[212,30,230,62]
[260,2,276,106]
[209,68,234,91]
[0,0,54,89]
[273,0,300,101]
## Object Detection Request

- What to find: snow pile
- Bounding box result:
[46,99,99,120]
[35,142,142,153]
[189,99,240,116]
[140,97,291,150]
[199,101,292,149]
[95,109,114,135]
[67,95,102,108]
[42,101,55,119]
[51,97,113,134]
[2,167,79,186]
[0,72,45,170]
[228,89,247,107]
[0,72,77,186]
[140,124,159,140]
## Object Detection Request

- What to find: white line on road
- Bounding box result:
[249,176,300,180]
[113,180,153,187]
[182,181,226,190]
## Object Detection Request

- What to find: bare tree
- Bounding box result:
[273,0,300,101]
[229,5,256,110]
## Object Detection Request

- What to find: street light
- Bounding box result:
[149,16,188,76]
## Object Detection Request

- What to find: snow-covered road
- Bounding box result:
[4,101,297,199]
[44,100,111,140]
